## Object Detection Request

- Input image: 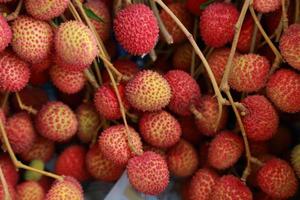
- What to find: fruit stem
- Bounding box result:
[194,47,214,79]
[149,49,157,61]
[0,166,10,200]
[93,60,103,85]
[1,92,9,109]
[5,0,23,21]
[84,69,100,88]
[153,0,226,132]
[190,18,198,77]
[249,13,261,53]
[149,0,174,45]
[281,0,289,32]
[295,0,300,23]
[190,105,203,120]
[250,157,264,167]
[15,92,38,115]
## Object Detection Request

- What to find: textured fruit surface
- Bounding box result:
[25,0,70,20]
[242,95,278,141]
[160,3,193,43]
[257,158,298,199]
[0,14,12,52]
[167,139,199,177]
[98,125,143,165]
[253,0,281,13]
[139,110,181,148]
[189,168,219,200]
[114,4,158,55]
[208,131,244,170]
[45,176,83,200]
[17,181,45,200]
[200,3,239,47]
[173,43,195,71]
[229,54,270,92]
[55,145,90,182]
[210,175,252,200]
[127,151,169,195]
[86,145,124,182]
[6,112,36,154]
[291,144,300,179]
[76,103,100,143]
[165,70,201,116]
[266,69,300,113]
[55,21,97,70]
[12,16,53,63]
[24,160,45,181]
[0,155,19,186]
[195,95,228,136]
[279,24,300,70]
[0,183,16,200]
[36,101,78,142]
[126,70,171,111]
[0,51,30,92]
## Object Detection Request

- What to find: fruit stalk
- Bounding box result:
[0,166,10,200]
[281,0,288,31]
[190,18,198,76]
[1,92,9,108]
[15,92,38,115]
[5,0,23,21]
[249,13,261,53]
[295,0,300,22]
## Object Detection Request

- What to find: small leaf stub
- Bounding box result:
[83,4,105,23]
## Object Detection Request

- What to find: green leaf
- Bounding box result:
[83,4,105,23]
[200,0,215,10]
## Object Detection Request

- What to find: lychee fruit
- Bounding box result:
[86,144,124,182]
[279,24,300,70]
[0,183,16,200]
[210,175,253,200]
[167,139,199,177]
[241,95,278,141]
[186,0,207,16]
[200,3,239,47]
[257,158,298,199]
[17,181,45,200]
[189,168,219,200]
[229,54,270,92]
[6,112,36,154]
[76,103,100,143]
[160,3,193,43]
[0,51,30,92]
[266,69,300,113]
[114,3,159,55]
[253,0,281,13]
[36,101,78,142]
[291,144,300,179]
[127,151,169,195]
[125,70,171,112]
[55,145,90,182]
[139,110,181,148]
[55,21,97,70]
[11,16,53,63]
[98,125,143,165]
[164,70,201,116]
[45,176,84,200]
[208,131,244,170]
[0,154,19,186]
[25,0,70,21]
[0,14,12,52]
[50,64,86,94]
[173,43,198,72]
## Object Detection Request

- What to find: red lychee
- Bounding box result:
[0,154,19,186]
[0,14,12,52]
[253,0,281,13]
[17,181,45,200]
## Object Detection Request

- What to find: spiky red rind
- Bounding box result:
[253,0,281,13]
[0,14,12,52]
[17,181,45,200]
[0,155,19,186]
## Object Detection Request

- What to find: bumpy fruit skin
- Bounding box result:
[189,168,219,200]
[167,139,199,177]
[17,181,45,200]
[126,70,171,112]
[25,0,69,21]
[84,0,110,42]
[195,95,228,136]
[98,125,143,165]
[208,131,244,170]
[186,0,207,16]
[55,21,97,70]
[45,176,84,200]
[139,110,181,148]
[55,145,90,182]
[50,65,85,94]
[257,158,298,199]
[114,4,159,55]
[0,14,12,52]
[0,155,19,186]
[291,144,300,179]
[279,24,300,70]
[86,145,124,182]
[76,103,100,143]
[266,69,300,113]
[241,95,278,141]
[127,151,169,195]
[0,183,16,200]
[20,136,54,162]
[229,54,270,92]
[160,3,193,43]
[165,70,201,116]
[173,43,195,71]
[253,0,281,13]
[36,101,78,142]
[210,175,253,200]
[12,16,53,63]
[0,51,30,92]
[6,112,36,154]
[94,83,129,120]
[200,3,239,47]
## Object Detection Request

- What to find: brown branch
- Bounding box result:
[84,69,100,89]
[5,0,23,21]
[281,0,288,31]
[249,13,261,53]
[250,157,264,166]
[295,0,300,23]
[15,92,38,115]
[190,105,203,120]
[93,60,103,85]
[1,92,9,109]
[191,17,198,76]
[0,166,10,200]
[149,49,157,62]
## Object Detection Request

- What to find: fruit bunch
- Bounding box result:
[0,0,299,199]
